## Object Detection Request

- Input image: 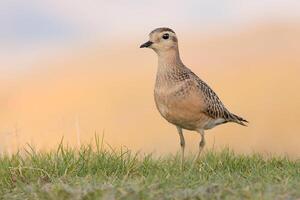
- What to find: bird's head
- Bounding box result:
[140,27,178,54]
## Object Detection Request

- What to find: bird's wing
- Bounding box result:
[187,69,248,126]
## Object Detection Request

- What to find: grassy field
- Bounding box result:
[0,140,299,200]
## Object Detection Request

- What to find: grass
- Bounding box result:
[0,139,299,200]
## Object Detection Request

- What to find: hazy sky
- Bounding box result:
[1,0,300,70]
[1,1,300,156]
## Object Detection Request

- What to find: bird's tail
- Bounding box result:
[229,113,249,126]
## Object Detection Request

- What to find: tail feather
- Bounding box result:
[230,113,249,126]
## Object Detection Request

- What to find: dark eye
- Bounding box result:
[162,33,169,40]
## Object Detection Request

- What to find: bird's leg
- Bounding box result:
[191,130,205,168]
[195,130,205,162]
[176,126,185,170]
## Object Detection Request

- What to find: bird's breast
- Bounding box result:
[154,83,208,130]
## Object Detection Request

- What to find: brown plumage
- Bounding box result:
[140,27,248,168]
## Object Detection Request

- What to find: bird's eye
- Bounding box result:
[162,33,169,40]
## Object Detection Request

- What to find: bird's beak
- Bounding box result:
[140,41,153,48]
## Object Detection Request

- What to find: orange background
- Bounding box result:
[1,1,300,157]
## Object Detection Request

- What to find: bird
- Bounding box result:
[140,27,248,168]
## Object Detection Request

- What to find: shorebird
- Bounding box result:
[140,27,248,168]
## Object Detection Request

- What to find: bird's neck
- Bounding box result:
[157,48,184,72]
[155,48,185,86]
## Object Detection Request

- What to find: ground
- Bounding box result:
[0,141,299,200]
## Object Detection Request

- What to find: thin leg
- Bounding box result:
[196,129,205,161]
[176,126,185,170]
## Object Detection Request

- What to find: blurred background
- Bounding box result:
[1,0,300,157]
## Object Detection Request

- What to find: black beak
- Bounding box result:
[140,41,153,48]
